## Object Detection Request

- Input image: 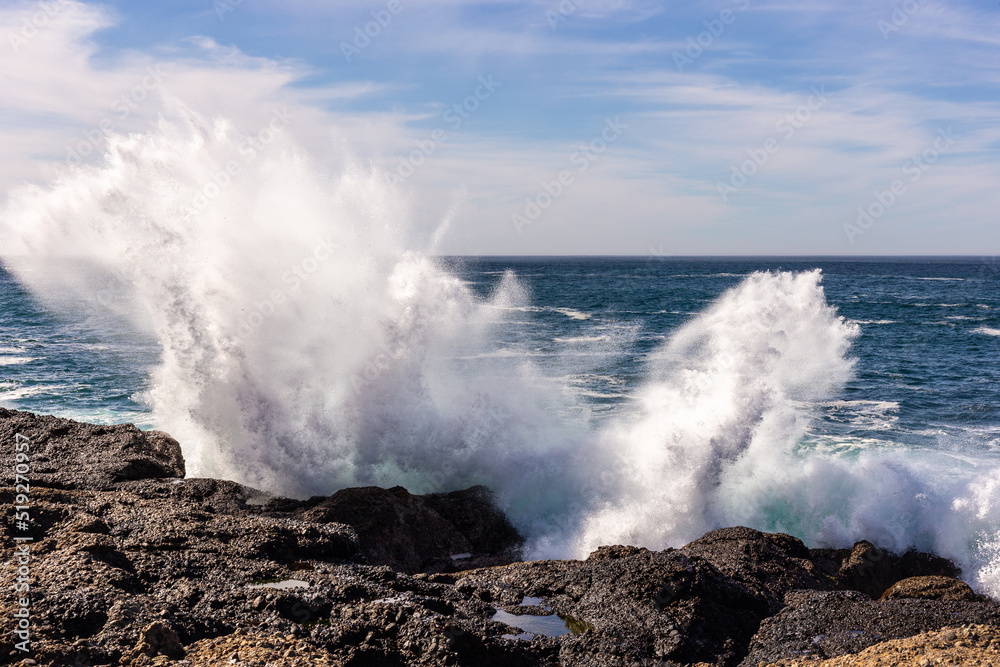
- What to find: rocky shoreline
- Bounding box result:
[1,408,998,666]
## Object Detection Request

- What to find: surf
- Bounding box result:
[1,108,998,599]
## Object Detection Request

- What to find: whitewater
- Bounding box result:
[1,109,999,599]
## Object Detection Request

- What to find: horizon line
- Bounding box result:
[435,254,998,259]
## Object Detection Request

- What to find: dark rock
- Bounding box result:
[586,544,649,561]
[457,527,832,666]
[424,486,525,561]
[879,575,985,602]
[738,588,1000,666]
[116,476,265,514]
[3,411,997,667]
[681,527,824,609]
[833,540,960,599]
[0,408,184,490]
[270,484,524,573]
[125,621,185,660]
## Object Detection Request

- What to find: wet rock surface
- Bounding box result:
[267,484,524,574]
[0,408,184,491]
[1,410,998,666]
[825,540,960,600]
[758,624,1000,666]
[739,589,1000,666]
[879,575,986,603]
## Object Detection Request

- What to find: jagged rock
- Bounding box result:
[0,408,184,490]
[268,484,525,574]
[125,621,185,660]
[680,527,825,606]
[757,624,1000,667]
[459,528,830,666]
[832,540,960,599]
[164,632,340,666]
[739,589,1000,666]
[879,575,985,602]
[586,544,649,561]
[1,410,997,667]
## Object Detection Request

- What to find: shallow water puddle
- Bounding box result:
[492,596,592,639]
[250,579,310,590]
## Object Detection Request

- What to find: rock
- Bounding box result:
[270,484,525,573]
[459,527,833,666]
[178,633,339,666]
[879,575,985,602]
[0,408,185,490]
[458,528,1000,666]
[681,527,823,607]
[756,624,1000,666]
[586,545,649,561]
[739,589,1000,666]
[424,485,525,563]
[833,540,960,599]
[3,410,998,667]
[127,621,185,660]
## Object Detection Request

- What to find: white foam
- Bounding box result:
[823,400,899,410]
[553,307,592,320]
[573,270,860,552]
[0,384,43,401]
[974,327,1000,337]
[3,107,998,599]
[563,271,1000,599]
[573,390,628,399]
[552,335,611,343]
[0,108,588,518]
[0,356,36,366]
[819,400,899,430]
[895,276,966,282]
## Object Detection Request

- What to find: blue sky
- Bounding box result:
[1,0,998,254]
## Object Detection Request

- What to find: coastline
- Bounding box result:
[2,408,998,666]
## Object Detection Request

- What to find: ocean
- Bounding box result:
[2,255,999,596]
[0,121,997,597]
[6,256,999,445]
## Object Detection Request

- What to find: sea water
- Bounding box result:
[1,111,998,596]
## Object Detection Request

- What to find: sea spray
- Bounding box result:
[0,108,591,520]
[2,109,1000,598]
[574,270,860,553]
[570,269,1000,596]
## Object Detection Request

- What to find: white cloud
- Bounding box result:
[1,0,998,255]
[0,2,410,188]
